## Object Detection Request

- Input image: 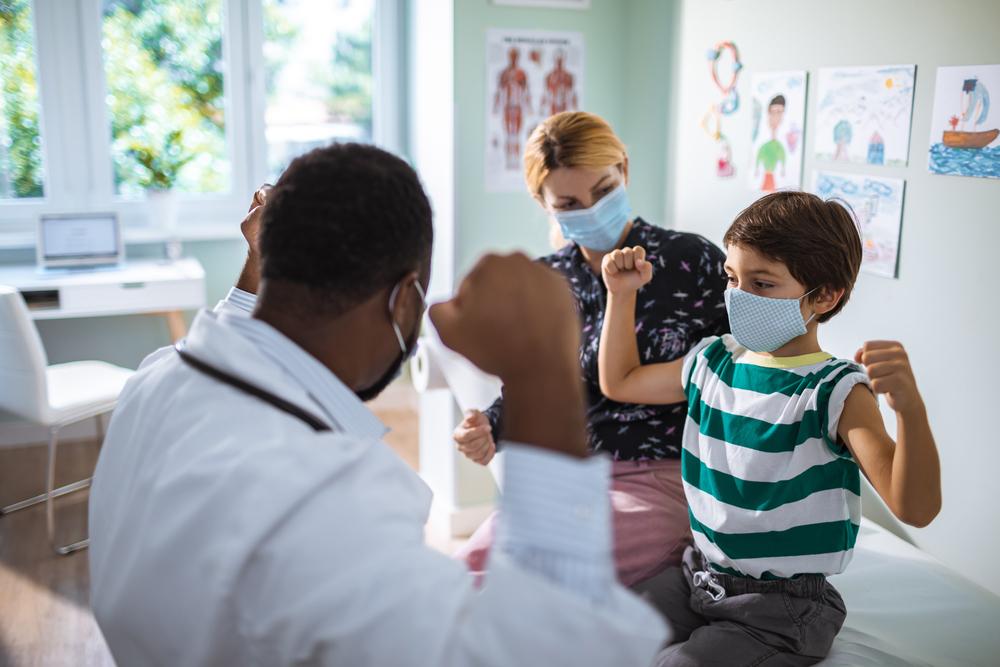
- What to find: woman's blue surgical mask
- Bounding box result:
[552,183,631,252]
[725,286,818,353]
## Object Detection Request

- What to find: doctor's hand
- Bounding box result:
[430,253,588,458]
[235,184,272,295]
[429,253,579,383]
[602,246,653,295]
[241,185,271,259]
[454,409,496,465]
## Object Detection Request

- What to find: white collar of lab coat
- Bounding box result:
[183,308,389,441]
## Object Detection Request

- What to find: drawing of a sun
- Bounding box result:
[885,78,894,89]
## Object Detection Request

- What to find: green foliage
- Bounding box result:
[0,0,44,198]
[103,0,227,193]
[125,129,194,190]
[326,17,372,133]
[0,0,373,199]
[262,2,299,104]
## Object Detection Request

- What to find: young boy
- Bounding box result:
[598,191,941,666]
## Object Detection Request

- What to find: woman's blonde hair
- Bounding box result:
[523,111,627,199]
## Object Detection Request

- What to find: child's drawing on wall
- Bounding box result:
[816,65,916,167]
[748,71,806,192]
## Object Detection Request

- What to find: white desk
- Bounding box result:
[0,258,206,342]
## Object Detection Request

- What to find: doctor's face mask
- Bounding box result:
[355,280,426,402]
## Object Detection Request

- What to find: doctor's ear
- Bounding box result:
[619,157,630,185]
[388,272,423,322]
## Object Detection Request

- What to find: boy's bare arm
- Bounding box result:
[839,341,941,528]
[598,247,685,405]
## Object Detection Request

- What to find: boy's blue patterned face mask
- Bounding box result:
[552,183,631,252]
[725,287,818,353]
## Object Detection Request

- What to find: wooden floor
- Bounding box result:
[0,380,434,667]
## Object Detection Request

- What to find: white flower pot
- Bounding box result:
[147,189,182,260]
[146,188,179,231]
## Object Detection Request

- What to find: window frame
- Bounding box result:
[0,0,400,246]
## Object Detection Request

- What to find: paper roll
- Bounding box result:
[411,341,448,392]
[411,334,506,489]
[414,335,502,413]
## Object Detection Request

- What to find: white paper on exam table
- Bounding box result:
[820,520,1000,666]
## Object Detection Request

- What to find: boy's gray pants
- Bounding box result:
[633,546,847,666]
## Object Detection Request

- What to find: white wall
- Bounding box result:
[408,0,500,535]
[669,0,1000,594]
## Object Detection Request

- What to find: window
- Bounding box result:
[0,0,44,199]
[262,0,374,181]
[102,0,230,195]
[0,0,399,238]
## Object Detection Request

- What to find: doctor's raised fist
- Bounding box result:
[429,253,580,383]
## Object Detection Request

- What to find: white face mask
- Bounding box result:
[724,286,817,353]
[356,281,426,402]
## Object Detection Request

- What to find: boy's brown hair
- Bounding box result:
[723,191,862,323]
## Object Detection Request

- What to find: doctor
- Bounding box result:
[88,143,668,666]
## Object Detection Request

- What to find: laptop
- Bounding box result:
[37,213,124,270]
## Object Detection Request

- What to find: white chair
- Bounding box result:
[0,285,133,555]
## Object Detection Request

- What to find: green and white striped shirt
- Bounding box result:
[680,334,871,579]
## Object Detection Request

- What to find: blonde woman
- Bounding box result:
[454,111,730,586]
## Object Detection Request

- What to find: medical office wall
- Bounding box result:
[451,0,679,275]
[668,0,1000,596]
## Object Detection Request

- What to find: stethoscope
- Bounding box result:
[174,343,332,433]
[173,278,425,434]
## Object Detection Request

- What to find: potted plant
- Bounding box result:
[126,129,192,259]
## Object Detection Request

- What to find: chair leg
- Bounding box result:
[44,426,89,555]
[1,418,103,515]
[0,415,92,516]
[1,479,91,515]
[95,414,105,447]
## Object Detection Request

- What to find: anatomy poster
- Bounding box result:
[748,71,807,192]
[815,65,916,167]
[813,171,906,279]
[485,29,584,192]
[927,64,1000,179]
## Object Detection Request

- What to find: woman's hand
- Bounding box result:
[602,246,653,294]
[453,409,496,465]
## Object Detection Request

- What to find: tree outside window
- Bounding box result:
[102,0,229,195]
[263,0,373,181]
[0,0,44,199]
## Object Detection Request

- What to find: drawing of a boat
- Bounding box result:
[942,129,999,148]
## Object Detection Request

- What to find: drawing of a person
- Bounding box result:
[960,78,990,131]
[493,47,531,169]
[754,94,786,191]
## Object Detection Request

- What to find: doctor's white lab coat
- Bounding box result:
[88,297,668,666]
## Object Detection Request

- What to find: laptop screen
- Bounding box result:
[41,214,120,263]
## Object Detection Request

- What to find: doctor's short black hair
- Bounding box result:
[259,143,433,317]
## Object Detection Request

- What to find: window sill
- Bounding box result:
[0,223,244,251]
